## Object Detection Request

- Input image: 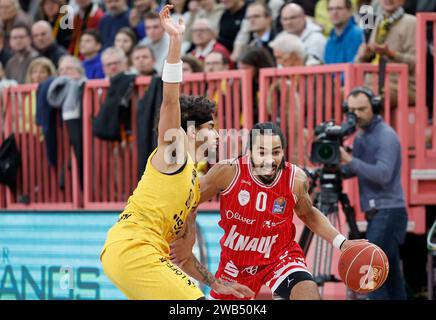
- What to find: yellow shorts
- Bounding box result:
[100,239,204,300]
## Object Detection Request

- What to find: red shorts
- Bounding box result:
[211,243,311,300]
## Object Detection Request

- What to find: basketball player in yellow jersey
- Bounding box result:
[100,5,255,300]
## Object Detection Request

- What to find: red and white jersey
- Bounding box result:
[211,155,309,299]
[218,155,299,266]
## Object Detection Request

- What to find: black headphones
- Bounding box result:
[342,86,383,115]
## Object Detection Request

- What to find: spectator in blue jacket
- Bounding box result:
[98,0,130,49]
[80,30,105,79]
[324,0,364,64]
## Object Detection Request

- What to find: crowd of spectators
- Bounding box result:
[0,0,432,86]
[0,0,434,145]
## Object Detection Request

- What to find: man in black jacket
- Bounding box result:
[31,20,67,67]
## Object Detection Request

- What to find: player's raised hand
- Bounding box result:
[211,280,255,299]
[159,4,185,37]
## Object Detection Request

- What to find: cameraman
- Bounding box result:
[340,86,408,300]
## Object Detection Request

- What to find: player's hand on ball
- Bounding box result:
[211,279,255,299]
[340,239,369,252]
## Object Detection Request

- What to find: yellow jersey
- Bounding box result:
[103,148,200,255]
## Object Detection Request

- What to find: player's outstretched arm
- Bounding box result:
[157,4,184,147]
[198,162,237,203]
[151,5,187,173]
[293,166,367,251]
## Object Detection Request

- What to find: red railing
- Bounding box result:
[2,85,79,209]
[410,13,436,209]
[416,13,436,165]
[0,55,432,234]
[82,70,253,211]
[82,78,142,210]
[259,63,355,165]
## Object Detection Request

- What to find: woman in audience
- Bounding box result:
[182,54,203,73]
[25,56,57,84]
[114,27,138,69]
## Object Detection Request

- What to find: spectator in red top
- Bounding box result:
[0,0,32,50]
[190,18,233,68]
[68,0,105,57]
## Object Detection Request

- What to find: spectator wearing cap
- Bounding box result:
[190,18,231,66]
[69,0,105,57]
[278,2,326,65]
[80,29,105,79]
[131,44,156,76]
[35,0,72,49]
[138,12,169,74]
[31,20,67,67]
[101,46,128,79]
[0,0,32,50]
[5,24,38,84]
[324,0,364,65]
[98,0,130,49]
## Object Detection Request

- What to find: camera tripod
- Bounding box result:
[299,166,362,297]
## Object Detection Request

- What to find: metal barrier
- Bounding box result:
[82,70,253,211]
[416,13,436,165]
[2,85,79,209]
[259,63,355,165]
[82,78,144,210]
[411,13,436,209]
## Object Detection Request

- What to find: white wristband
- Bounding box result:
[333,234,347,250]
[162,60,183,83]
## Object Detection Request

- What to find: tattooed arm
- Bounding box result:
[179,253,255,298]
[293,166,367,251]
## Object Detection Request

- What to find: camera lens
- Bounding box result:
[317,144,334,161]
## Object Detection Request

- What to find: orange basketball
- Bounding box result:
[338,242,389,293]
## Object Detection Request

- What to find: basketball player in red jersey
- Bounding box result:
[171,122,367,299]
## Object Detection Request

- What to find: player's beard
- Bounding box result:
[251,157,285,184]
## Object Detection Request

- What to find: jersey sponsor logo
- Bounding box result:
[272,197,286,214]
[223,225,278,259]
[263,220,285,229]
[225,210,256,225]
[241,179,252,186]
[243,266,259,276]
[117,213,131,222]
[238,190,250,206]
[224,260,239,278]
